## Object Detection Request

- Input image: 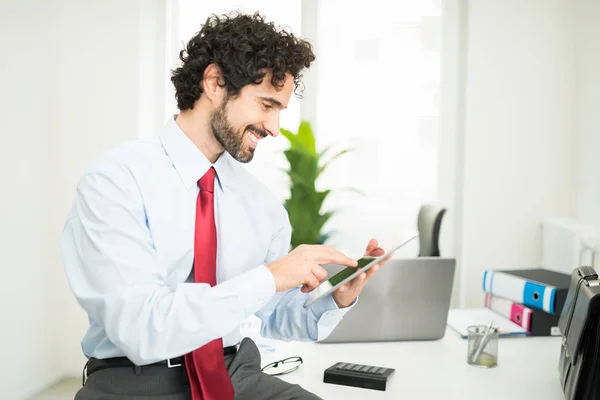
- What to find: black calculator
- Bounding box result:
[323,362,395,391]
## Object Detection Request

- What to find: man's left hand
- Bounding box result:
[332,238,390,308]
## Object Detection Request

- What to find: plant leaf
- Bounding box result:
[288,170,313,189]
[280,128,305,151]
[317,229,340,245]
[315,211,334,233]
[297,121,317,155]
[318,144,334,158]
[318,149,352,177]
[284,149,318,184]
[317,233,330,244]
[315,189,331,213]
[322,148,352,165]
[281,120,360,248]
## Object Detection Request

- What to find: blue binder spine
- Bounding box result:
[483,271,558,313]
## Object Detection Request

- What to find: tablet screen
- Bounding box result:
[327,257,376,287]
[303,233,418,308]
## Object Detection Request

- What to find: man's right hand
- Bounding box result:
[266,244,358,293]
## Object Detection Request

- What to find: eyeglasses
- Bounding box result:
[261,356,303,376]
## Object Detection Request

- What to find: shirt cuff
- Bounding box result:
[219,264,276,319]
[310,294,358,341]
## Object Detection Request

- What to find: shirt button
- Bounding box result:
[258,300,265,307]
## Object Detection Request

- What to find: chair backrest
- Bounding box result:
[417,204,446,257]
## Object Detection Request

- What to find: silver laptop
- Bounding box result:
[319,257,456,343]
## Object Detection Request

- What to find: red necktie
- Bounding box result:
[184,167,235,400]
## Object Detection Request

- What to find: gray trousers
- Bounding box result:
[75,337,322,400]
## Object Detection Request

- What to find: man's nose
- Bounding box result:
[264,113,280,137]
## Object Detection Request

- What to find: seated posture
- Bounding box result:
[61,11,386,400]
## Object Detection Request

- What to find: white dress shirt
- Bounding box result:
[60,116,353,366]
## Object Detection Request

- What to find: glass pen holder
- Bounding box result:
[467,325,499,368]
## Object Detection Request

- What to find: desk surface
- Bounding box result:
[250,329,564,400]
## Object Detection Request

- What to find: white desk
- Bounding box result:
[250,329,565,400]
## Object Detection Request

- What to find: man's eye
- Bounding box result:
[262,103,273,110]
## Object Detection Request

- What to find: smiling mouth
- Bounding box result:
[247,130,261,144]
[246,128,267,145]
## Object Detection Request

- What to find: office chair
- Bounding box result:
[417,204,446,257]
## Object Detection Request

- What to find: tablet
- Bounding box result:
[303,233,418,308]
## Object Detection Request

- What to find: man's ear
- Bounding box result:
[202,64,226,105]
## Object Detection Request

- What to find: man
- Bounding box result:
[61,11,387,400]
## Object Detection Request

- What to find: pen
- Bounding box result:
[470,319,494,364]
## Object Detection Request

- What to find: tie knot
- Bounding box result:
[199,167,215,193]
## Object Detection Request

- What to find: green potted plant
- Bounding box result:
[280,120,353,249]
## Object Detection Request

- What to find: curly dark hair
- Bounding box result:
[171,11,316,111]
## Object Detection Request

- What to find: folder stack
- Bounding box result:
[481,268,571,336]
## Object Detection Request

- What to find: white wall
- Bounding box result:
[458,0,575,306]
[573,0,600,230]
[52,0,140,379]
[51,0,168,378]
[439,0,468,307]
[1,1,167,396]
[0,1,60,399]
[0,1,64,397]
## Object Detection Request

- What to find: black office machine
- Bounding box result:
[323,362,395,391]
[558,266,600,400]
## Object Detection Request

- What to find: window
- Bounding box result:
[313,0,443,253]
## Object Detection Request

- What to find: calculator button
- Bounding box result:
[337,363,349,370]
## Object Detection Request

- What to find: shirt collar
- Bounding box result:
[159,115,238,190]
